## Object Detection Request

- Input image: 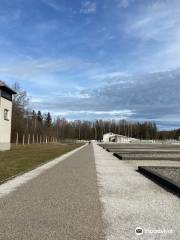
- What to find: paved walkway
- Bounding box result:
[93,143,180,240]
[0,144,105,240]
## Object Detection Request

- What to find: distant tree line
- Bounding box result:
[11,84,179,142]
[157,129,180,140]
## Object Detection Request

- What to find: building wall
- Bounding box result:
[103,133,114,142]
[0,143,11,151]
[0,96,12,150]
[103,133,137,143]
[116,136,130,143]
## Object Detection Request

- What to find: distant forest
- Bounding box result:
[11,84,180,142]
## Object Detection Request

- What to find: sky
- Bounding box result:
[0,0,180,129]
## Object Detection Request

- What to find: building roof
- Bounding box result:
[0,80,16,94]
[103,132,114,136]
[103,132,127,137]
[103,132,138,140]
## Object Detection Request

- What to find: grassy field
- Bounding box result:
[0,143,82,183]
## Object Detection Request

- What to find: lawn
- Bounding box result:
[0,143,82,183]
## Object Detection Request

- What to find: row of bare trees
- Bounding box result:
[11,84,179,142]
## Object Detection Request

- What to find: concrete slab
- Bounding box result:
[93,143,180,240]
[113,152,180,160]
[138,166,180,195]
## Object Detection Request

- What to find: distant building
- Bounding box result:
[0,81,16,151]
[103,132,138,143]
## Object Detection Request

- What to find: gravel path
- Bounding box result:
[0,144,105,240]
[147,167,180,186]
[94,143,180,240]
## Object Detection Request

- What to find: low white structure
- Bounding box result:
[103,132,138,143]
[0,81,16,151]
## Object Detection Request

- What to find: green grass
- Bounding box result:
[0,143,82,183]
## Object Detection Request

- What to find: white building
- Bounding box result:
[103,132,139,143]
[0,81,16,151]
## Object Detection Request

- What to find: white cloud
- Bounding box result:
[57,110,133,116]
[47,110,134,121]
[80,1,96,14]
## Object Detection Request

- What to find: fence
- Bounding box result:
[14,132,58,145]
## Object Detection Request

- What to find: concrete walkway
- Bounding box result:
[93,143,180,240]
[0,144,105,240]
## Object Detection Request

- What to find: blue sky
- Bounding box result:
[0,0,180,129]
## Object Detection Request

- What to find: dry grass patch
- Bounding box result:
[0,143,82,183]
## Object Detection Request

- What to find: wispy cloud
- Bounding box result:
[116,0,135,9]
[0,57,96,79]
[126,1,179,42]
[91,71,130,81]
[124,0,180,72]
[80,1,96,14]
[41,0,63,11]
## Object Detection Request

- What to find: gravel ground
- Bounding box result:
[99,143,180,149]
[114,152,180,160]
[0,144,105,240]
[107,149,180,153]
[94,143,180,240]
[146,167,180,187]
[125,159,180,167]
[105,147,180,153]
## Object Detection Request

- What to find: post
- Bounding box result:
[33,134,35,144]
[28,134,30,144]
[46,136,48,144]
[36,135,38,144]
[16,132,18,145]
[79,126,80,140]
[95,127,97,141]
[22,134,25,145]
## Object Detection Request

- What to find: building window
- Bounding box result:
[4,109,9,121]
